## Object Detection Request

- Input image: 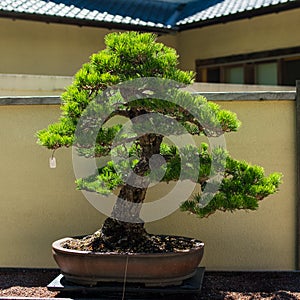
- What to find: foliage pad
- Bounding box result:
[37,32,282,220]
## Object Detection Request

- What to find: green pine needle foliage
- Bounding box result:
[36,31,282,218]
[180,158,282,218]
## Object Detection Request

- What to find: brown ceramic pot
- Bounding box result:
[52,236,204,286]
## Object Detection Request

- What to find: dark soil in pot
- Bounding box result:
[62,232,203,254]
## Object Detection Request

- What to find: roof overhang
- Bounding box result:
[0,1,299,33]
[0,10,173,34]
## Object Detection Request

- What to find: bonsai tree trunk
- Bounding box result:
[100,134,163,250]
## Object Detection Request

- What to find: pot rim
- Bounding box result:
[52,236,204,257]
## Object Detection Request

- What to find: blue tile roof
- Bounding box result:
[177,0,299,26]
[0,0,299,31]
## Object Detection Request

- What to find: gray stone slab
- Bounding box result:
[0,91,296,106]
[198,91,296,101]
[0,96,61,105]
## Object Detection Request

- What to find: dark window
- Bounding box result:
[207,67,220,83]
[196,47,300,86]
[282,58,300,86]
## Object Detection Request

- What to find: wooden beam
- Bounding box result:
[296,79,300,269]
[196,46,300,68]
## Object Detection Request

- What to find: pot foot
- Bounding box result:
[63,274,98,287]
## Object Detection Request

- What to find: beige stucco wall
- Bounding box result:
[0,19,108,76]
[1,8,299,76]
[177,8,300,71]
[0,18,177,76]
[0,99,295,270]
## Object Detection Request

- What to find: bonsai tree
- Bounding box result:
[37,32,281,253]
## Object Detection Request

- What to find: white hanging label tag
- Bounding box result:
[49,157,56,168]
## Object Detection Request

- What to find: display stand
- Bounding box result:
[48,267,205,298]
